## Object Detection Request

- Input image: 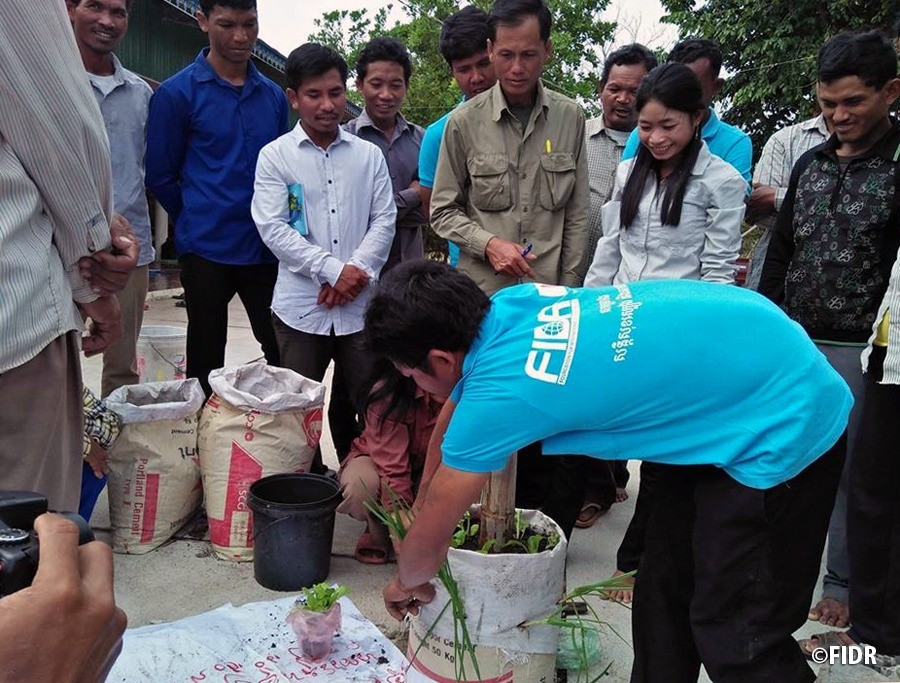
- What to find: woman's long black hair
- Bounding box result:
[619,62,705,229]
[362,357,418,426]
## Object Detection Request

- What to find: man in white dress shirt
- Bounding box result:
[252,43,396,462]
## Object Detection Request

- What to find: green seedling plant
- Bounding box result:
[450,508,560,554]
[365,489,482,682]
[500,509,561,554]
[451,510,480,549]
[296,582,350,612]
[449,511,503,554]
[478,538,496,554]
[523,572,637,682]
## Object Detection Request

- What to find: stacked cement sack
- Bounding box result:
[106,379,205,554]
[199,362,325,561]
[104,362,325,560]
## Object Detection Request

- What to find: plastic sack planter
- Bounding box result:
[287,602,342,660]
[408,508,567,683]
[248,473,341,591]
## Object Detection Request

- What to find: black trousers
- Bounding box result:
[631,437,845,683]
[327,364,360,462]
[847,346,900,655]
[179,254,280,396]
[582,459,631,510]
[617,461,665,571]
[272,316,372,473]
[515,443,587,539]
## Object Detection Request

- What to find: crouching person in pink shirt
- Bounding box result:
[338,362,446,564]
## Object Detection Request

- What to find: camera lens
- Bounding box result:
[0,529,30,545]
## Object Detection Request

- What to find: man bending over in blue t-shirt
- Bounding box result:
[366,260,851,683]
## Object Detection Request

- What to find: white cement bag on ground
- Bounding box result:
[106,379,205,554]
[199,362,325,561]
[408,508,567,683]
[108,596,408,682]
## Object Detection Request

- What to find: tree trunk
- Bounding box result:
[479,453,517,547]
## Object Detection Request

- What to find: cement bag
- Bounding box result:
[408,508,567,683]
[105,379,205,554]
[199,361,325,561]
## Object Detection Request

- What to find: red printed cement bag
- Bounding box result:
[199,362,325,561]
[105,379,206,554]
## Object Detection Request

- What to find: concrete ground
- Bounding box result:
[80,292,895,682]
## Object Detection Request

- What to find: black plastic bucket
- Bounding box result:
[248,473,341,591]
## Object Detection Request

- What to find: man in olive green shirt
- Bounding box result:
[429,0,589,538]
[430,0,589,297]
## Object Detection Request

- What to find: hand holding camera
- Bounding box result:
[0,492,126,683]
[0,491,95,597]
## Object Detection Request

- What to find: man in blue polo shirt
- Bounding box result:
[621,38,752,185]
[146,0,288,395]
[367,260,851,683]
[417,6,497,266]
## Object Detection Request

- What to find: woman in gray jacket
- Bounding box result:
[584,62,747,603]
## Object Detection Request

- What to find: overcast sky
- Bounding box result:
[255,0,678,57]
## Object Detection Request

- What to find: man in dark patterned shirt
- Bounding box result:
[759,31,900,639]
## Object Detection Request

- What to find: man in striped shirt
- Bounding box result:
[0,0,137,511]
[744,114,830,291]
[577,43,657,537]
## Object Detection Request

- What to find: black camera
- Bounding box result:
[0,491,94,597]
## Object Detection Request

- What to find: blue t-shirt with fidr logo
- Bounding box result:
[444,279,852,490]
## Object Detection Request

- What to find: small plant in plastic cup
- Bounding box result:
[287,583,350,660]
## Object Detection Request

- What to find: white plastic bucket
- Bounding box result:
[136,326,187,383]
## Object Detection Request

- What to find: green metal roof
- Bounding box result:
[117,0,286,85]
[117,1,361,121]
[160,0,287,71]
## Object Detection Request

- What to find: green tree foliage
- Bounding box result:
[308,7,392,88]
[660,0,899,153]
[308,0,617,128]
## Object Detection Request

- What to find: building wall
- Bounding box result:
[116,0,286,86]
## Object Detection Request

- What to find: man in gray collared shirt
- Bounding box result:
[584,44,657,264]
[344,37,425,273]
[339,37,426,465]
[69,0,154,397]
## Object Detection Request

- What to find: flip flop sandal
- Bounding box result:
[797,630,856,660]
[575,503,609,529]
[354,530,391,565]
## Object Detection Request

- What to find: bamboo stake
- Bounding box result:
[479,453,517,547]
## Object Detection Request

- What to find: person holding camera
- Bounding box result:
[0,514,126,683]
